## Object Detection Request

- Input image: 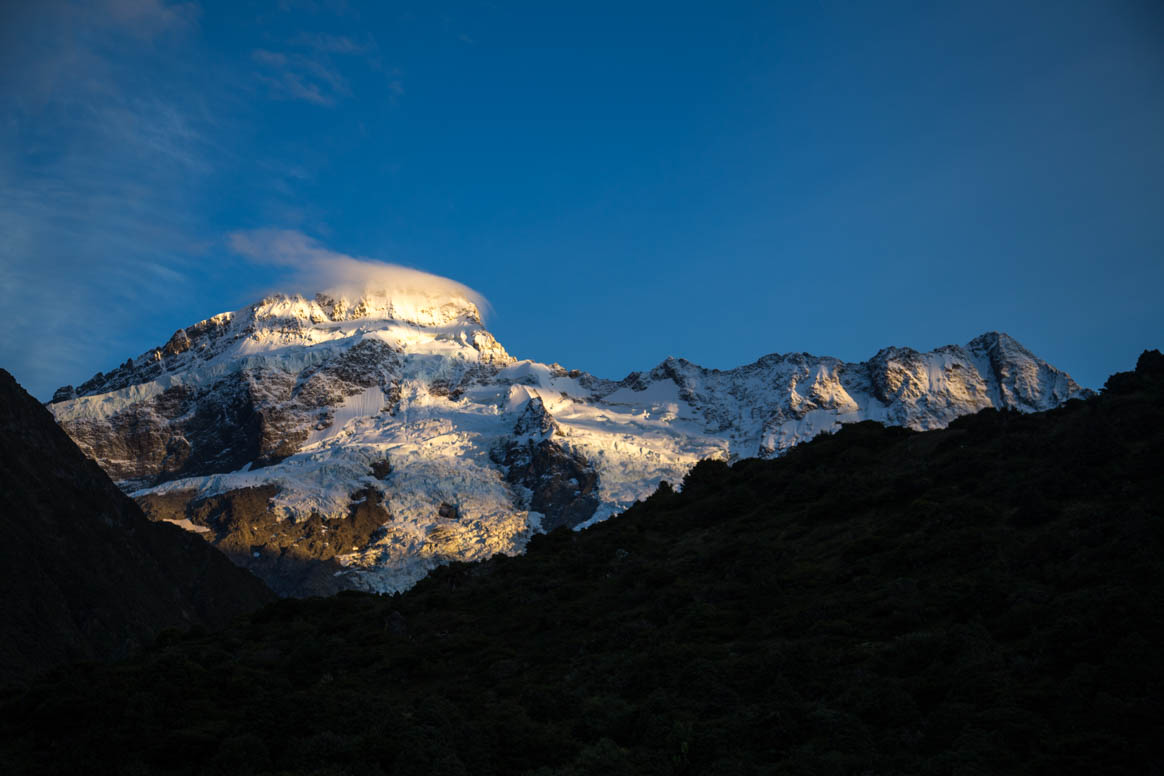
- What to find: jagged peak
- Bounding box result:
[869,344,922,363]
[513,396,559,439]
[868,333,1036,366]
[50,289,488,402]
[967,330,1030,356]
[650,355,706,379]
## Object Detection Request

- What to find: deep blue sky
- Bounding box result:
[2,0,1162,399]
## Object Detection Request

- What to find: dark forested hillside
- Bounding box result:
[2,353,1161,775]
[0,370,274,684]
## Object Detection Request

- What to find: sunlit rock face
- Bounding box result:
[49,290,1092,595]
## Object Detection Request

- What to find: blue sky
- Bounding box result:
[2,0,1162,398]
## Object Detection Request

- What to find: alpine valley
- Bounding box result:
[48,287,1092,596]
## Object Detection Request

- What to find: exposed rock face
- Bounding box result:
[512,396,560,437]
[48,287,1092,594]
[61,377,263,489]
[494,398,600,532]
[138,485,390,597]
[499,438,600,532]
[0,369,274,683]
[58,337,406,491]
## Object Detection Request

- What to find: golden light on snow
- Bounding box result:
[228,228,489,316]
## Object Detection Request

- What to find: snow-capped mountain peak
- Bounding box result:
[48,300,1093,595]
[52,290,507,405]
[255,289,485,329]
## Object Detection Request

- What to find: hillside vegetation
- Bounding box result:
[2,353,1161,775]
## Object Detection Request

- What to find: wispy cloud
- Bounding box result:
[251,49,288,68]
[250,27,387,107]
[291,32,370,54]
[253,48,350,105]
[103,0,200,40]
[275,0,354,15]
[0,1,407,396]
[0,0,213,397]
[229,228,488,312]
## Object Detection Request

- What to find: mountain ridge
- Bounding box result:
[46,291,1093,594]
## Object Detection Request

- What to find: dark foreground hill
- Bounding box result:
[0,370,274,684]
[2,354,1162,775]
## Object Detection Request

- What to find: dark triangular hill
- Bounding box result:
[0,369,274,683]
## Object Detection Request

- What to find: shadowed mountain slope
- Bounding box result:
[1,353,1160,774]
[0,369,274,684]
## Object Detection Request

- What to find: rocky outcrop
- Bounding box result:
[499,438,600,532]
[0,369,274,683]
[60,377,265,490]
[494,399,599,532]
[512,396,559,437]
[68,313,236,400]
[56,337,406,491]
[138,485,391,597]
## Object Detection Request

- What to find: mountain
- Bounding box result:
[47,289,1092,595]
[5,352,1160,775]
[0,369,274,684]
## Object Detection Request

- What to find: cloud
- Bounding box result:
[252,48,352,106]
[251,49,288,68]
[0,2,402,397]
[291,32,369,54]
[251,28,387,107]
[0,0,198,108]
[103,0,200,40]
[276,0,354,14]
[228,229,489,314]
[0,0,214,399]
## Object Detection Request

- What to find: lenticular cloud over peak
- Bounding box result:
[228,228,489,315]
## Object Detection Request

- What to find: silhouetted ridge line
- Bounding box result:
[0,369,274,684]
